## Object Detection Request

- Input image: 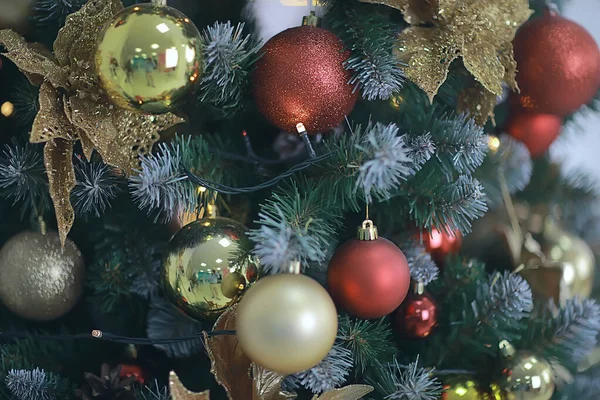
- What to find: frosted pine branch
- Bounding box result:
[250,207,301,272]
[135,380,170,400]
[430,115,488,177]
[129,143,196,221]
[473,271,533,329]
[355,122,415,202]
[372,358,442,400]
[536,298,600,364]
[199,22,262,113]
[6,368,55,400]
[34,0,84,26]
[338,316,393,374]
[328,0,405,100]
[250,183,341,273]
[404,133,436,170]
[440,175,488,233]
[72,157,120,217]
[12,75,39,127]
[404,244,439,285]
[286,343,353,394]
[0,140,48,209]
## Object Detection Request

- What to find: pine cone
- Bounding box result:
[75,364,136,400]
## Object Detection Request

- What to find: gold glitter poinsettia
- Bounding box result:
[203,305,374,400]
[361,0,532,120]
[0,0,183,245]
[170,371,210,400]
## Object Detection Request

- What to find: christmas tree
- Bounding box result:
[1,0,600,399]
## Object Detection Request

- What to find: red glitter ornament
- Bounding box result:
[252,26,358,134]
[422,228,462,268]
[505,109,562,157]
[513,8,600,116]
[327,220,410,319]
[396,284,438,339]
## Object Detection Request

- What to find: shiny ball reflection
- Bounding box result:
[236,274,338,374]
[96,4,203,113]
[498,351,555,400]
[162,218,258,321]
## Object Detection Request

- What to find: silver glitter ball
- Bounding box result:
[0,231,85,321]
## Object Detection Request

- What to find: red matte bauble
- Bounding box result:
[505,109,562,157]
[327,238,410,319]
[422,228,462,267]
[252,26,358,134]
[396,291,438,338]
[513,10,600,116]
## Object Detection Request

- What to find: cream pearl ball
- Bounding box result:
[236,273,338,374]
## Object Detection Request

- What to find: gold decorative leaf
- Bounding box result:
[204,306,295,400]
[520,264,563,305]
[311,385,374,400]
[0,0,184,241]
[44,139,76,246]
[0,29,68,87]
[499,42,519,92]
[53,0,123,73]
[396,26,461,103]
[204,305,253,400]
[360,0,439,24]
[252,364,296,400]
[457,81,497,126]
[366,0,532,122]
[169,371,210,400]
[31,83,79,143]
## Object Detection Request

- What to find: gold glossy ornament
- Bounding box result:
[163,217,258,321]
[236,273,338,374]
[203,305,297,400]
[0,0,184,245]
[96,3,203,114]
[442,377,500,400]
[534,218,594,300]
[0,231,85,321]
[496,341,555,400]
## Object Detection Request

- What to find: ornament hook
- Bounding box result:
[288,260,301,274]
[357,219,378,241]
[499,340,516,358]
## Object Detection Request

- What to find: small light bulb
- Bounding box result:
[488,135,500,152]
[1,101,14,117]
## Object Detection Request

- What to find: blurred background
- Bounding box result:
[550,0,600,180]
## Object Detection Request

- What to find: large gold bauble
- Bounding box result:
[464,208,595,302]
[236,273,338,375]
[95,3,203,114]
[162,218,259,321]
[442,377,500,400]
[497,350,555,400]
[535,219,595,300]
[0,231,85,321]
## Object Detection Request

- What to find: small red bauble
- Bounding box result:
[513,9,600,116]
[422,228,462,267]
[505,109,562,157]
[327,220,410,319]
[119,364,146,384]
[252,26,358,134]
[396,285,438,339]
